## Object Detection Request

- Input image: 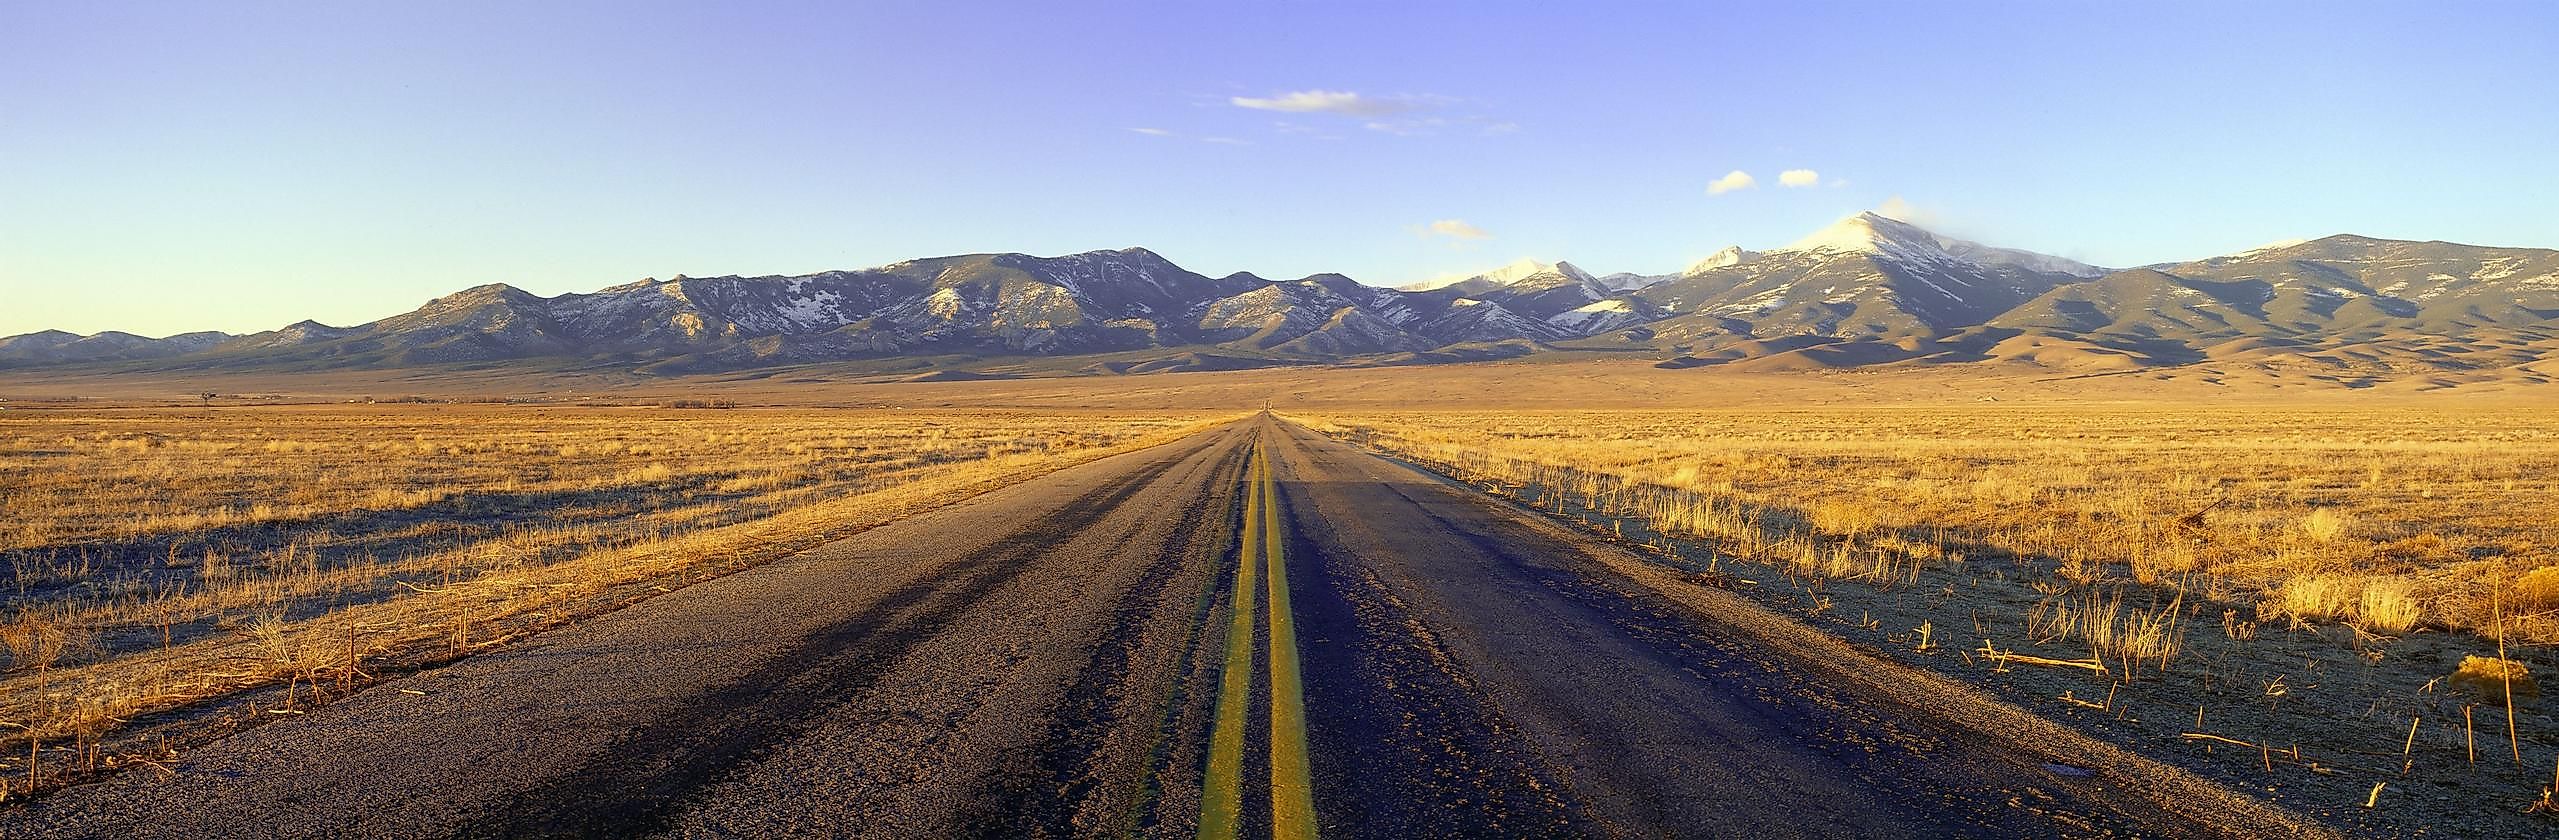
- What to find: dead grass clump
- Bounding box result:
[2299,507,2356,543]
[2278,574,2359,623]
[2275,573,2425,633]
[2448,655,2539,702]
[2027,589,2186,675]
[2517,566,2559,612]
[1,614,71,676]
[2358,578,2423,634]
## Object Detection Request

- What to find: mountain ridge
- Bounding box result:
[12,217,2556,381]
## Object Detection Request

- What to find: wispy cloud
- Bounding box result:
[1778,169,1820,188]
[1875,195,1939,226]
[1224,88,1502,139]
[1230,89,1426,116]
[1423,219,1492,241]
[1706,170,1757,195]
[1126,127,1173,137]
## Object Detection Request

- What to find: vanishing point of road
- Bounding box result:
[1,416,2329,839]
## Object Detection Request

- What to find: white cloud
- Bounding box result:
[1424,219,1492,240]
[1230,90,1418,116]
[1778,169,1820,188]
[1874,196,1942,227]
[1706,170,1757,195]
[1127,127,1172,136]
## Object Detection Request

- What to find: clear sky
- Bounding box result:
[6,1,2556,337]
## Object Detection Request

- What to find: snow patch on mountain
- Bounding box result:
[1591,272,1672,292]
[1685,246,1759,274]
[1398,258,1593,291]
[1782,212,2108,278]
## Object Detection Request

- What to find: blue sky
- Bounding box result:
[5,1,2556,337]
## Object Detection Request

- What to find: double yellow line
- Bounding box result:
[1199,441,1318,840]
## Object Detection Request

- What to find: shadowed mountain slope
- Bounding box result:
[11,221,2556,379]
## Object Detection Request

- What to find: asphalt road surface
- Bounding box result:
[1,416,2328,839]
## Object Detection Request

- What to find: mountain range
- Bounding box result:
[10,212,2558,382]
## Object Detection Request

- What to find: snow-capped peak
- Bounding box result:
[1684,245,1759,274]
[1477,258,1591,284]
[1784,211,1936,255]
[1780,211,2107,277]
[1397,258,1594,291]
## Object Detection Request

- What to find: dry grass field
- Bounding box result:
[6,361,2558,829]
[1296,405,2559,830]
[0,405,1223,796]
[1296,406,2559,643]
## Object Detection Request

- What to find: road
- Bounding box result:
[1,416,2324,839]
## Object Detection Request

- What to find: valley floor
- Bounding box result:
[1,417,2321,838]
[1,364,2551,836]
[14,353,2559,411]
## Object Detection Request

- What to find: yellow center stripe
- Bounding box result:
[1198,440,1320,839]
[1198,443,1262,839]
[1263,443,1318,839]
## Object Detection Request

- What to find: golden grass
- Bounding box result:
[2026,589,2187,676]
[2449,655,2540,701]
[0,405,1226,792]
[1295,406,2559,645]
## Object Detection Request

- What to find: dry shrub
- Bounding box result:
[2276,573,2423,632]
[2516,565,2559,612]
[2299,507,2355,543]
[2447,655,2539,702]
[2357,578,2423,633]
[2279,574,2358,622]
[1,614,69,672]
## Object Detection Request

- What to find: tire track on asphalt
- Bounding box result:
[1267,429,1591,838]
[960,431,1252,837]
[461,430,1218,838]
[1264,419,2332,839]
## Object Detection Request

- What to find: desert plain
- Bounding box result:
[0,359,2552,836]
